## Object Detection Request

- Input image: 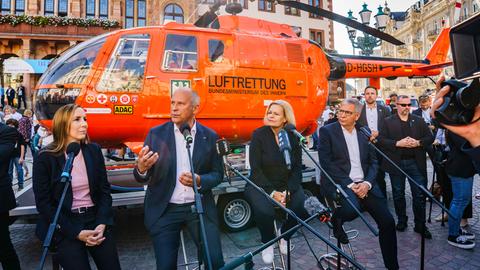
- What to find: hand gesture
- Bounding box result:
[431,76,480,147]
[272,191,286,207]
[179,172,201,187]
[351,183,369,199]
[396,137,411,148]
[137,146,159,174]
[86,224,106,247]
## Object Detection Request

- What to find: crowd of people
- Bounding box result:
[0,79,479,270]
[1,85,28,110]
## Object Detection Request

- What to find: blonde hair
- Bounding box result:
[264,100,296,127]
[44,104,89,155]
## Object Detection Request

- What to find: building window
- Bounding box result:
[258,0,274,12]
[99,0,108,19]
[44,0,54,16]
[125,0,134,28]
[15,0,24,15]
[86,0,95,18]
[309,29,324,46]
[309,0,322,19]
[58,0,68,17]
[1,0,11,14]
[164,4,184,24]
[285,0,300,16]
[474,2,479,13]
[137,0,146,26]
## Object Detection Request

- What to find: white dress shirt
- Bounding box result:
[365,105,379,131]
[341,127,372,190]
[421,108,431,124]
[170,122,197,204]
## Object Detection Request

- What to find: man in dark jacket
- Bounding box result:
[6,86,15,107]
[16,85,26,110]
[378,95,434,238]
[357,86,391,197]
[0,122,21,270]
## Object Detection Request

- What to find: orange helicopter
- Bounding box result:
[33,1,451,151]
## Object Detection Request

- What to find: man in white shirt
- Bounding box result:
[134,88,224,270]
[318,98,398,270]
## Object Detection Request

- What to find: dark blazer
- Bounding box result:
[357,104,391,132]
[133,121,223,233]
[0,123,17,213]
[33,143,113,241]
[378,114,434,176]
[445,131,476,178]
[249,126,302,195]
[317,122,381,197]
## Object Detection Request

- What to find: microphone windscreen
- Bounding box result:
[304,196,327,216]
[179,123,191,135]
[216,139,230,156]
[278,129,291,151]
[284,123,296,131]
[66,142,81,156]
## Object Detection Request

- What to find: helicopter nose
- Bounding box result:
[34,86,80,121]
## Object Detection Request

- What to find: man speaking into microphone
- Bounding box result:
[318,98,398,270]
[134,87,224,270]
[244,100,308,265]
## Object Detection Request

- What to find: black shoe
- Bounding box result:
[17,186,23,191]
[332,217,349,244]
[414,225,432,239]
[396,222,407,232]
[447,235,475,249]
[459,228,475,240]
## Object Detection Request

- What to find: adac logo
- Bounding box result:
[110,95,118,103]
[85,94,95,104]
[113,105,133,115]
[97,94,108,104]
[120,94,130,105]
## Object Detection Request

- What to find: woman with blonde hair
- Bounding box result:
[33,104,121,270]
[244,100,307,264]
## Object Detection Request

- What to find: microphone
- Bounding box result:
[304,196,332,228]
[179,123,193,144]
[284,123,307,145]
[359,126,377,144]
[278,129,292,170]
[60,142,81,182]
[216,139,232,185]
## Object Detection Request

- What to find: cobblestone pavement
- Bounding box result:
[8,157,480,270]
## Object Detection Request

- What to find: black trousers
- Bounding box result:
[54,211,121,270]
[330,188,399,270]
[16,96,26,109]
[150,203,224,270]
[244,185,308,243]
[0,211,21,270]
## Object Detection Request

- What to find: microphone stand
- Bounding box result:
[360,130,456,270]
[300,145,380,237]
[220,162,366,270]
[37,171,72,270]
[185,140,213,270]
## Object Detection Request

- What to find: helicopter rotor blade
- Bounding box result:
[194,0,224,28]
[277,0,404,45]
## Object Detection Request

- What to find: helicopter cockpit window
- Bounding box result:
[37,34,107,86]
[162,34,197,72]
[97,34,150,92]
[208,40,224,63]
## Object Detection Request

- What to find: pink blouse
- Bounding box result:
[70,150,95,210]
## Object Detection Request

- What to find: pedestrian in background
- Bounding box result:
[0,85,5,109]
[6,119,25,191]
[16,84,26,109]
[6,86,15,107]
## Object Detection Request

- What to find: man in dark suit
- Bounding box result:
[357,86,391,197]
[318,98,398,270]
[134,88,224,270]
[0,122,21,270]
[6,86,15,107]
[378,95,434,238]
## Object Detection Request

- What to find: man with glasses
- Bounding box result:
[318,98,398,270]
[378,95,434,238]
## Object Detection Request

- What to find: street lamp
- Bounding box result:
[346,3,389,56]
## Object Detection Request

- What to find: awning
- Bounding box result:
[3,59,52,74]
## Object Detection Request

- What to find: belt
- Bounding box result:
[71,206,96,214]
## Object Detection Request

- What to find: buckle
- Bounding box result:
[77,207,86,214]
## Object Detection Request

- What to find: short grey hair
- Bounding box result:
[342,98,362,113]
[175,87,200,106]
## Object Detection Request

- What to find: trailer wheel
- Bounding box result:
[217,194,253,232]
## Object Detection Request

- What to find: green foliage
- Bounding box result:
[0,14,120,29]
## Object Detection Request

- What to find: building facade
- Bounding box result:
[379,0,479,98]
[0,0,198,107]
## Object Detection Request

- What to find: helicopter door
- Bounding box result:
[96,34,150,94]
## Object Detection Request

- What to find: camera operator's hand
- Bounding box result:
[431,76,480,147]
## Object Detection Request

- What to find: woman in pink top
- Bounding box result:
[33,104,121,270]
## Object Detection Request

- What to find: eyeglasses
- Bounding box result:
[397,103,411,107]
[337,109,355,116]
